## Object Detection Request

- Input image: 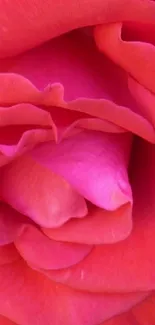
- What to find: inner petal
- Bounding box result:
[0,155,87,228]
[30,130,133,211]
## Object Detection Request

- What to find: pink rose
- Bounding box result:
[0,0,155,324]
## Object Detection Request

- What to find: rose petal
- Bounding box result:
[0,315,18,325]
[0,0,155,57]
[30,131,132,211]
[0,203,31,246]
[68,97,155,143]
[1,32,154,142]
[0,244,20,265]
[128,77,155,126]
[0,154,87,228]
[0,127,54,167]
[43,203,132,245]
[39,139,155,293]
[6,31,132,103]
[0,73,64,106]
[94,22,155,93]
[0,260,149,325]
[103,293,155,325]
[15,225,92,270]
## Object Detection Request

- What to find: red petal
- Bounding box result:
[15,225,92,270]
[0,203,30,245]
[0,260,149,325]
[43,203,132,245]
[0,244,20,265]
[0,0,155,57]
[103,293,155,325]
[94,22,155,93]
[0,315,18,325]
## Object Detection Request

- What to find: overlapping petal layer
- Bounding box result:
[0,260,149,325]
[37,139,155,293]
[0,0,155,57]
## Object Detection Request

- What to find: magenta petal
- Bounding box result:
[0,155,87,227]
[15,225,92,270]
[30,131,132,210]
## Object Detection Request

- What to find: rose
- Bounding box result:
[0,0,155,324]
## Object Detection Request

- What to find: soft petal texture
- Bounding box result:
[43,203,132,245]
[0,155,87,227]
[38,138,155,293]
[0,315,18,325]
[5,30,136,104]
[30,131,132,210]
[103,293,155,325]
[94,22,155,93]
[15,225,92,270]
[0,244,20,265]
[0,0,155,57]
[0,260,149,325]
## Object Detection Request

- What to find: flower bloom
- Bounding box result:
[0,0,155,324]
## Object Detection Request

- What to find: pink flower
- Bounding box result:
[0,0,155,324]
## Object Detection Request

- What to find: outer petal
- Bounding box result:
[0,155,87,228]
[0,260,149,325]
[94,22,155,93]
[0,0,155,57]
[30,131,132,210]
[38,139,155,293]
[103,293,155,325]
